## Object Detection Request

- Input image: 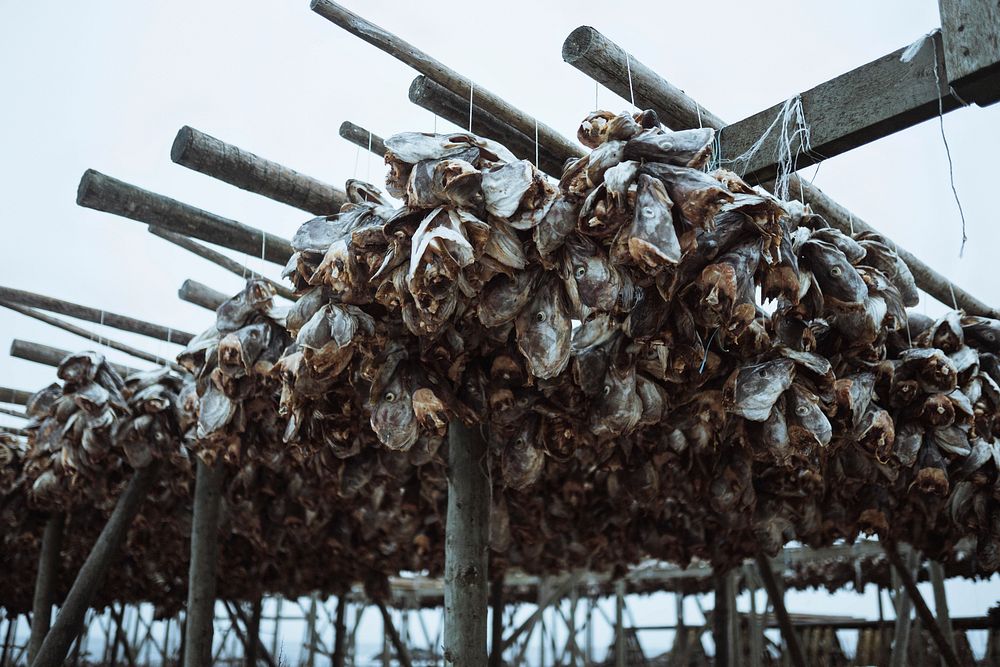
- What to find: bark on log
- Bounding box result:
[178,279,228,311]
[76,170,293,265]
[10,339,139,378]
[338,122,387,158]
[183,459,226,667]
[561,25,999,318]
[754,554,806,667]
[443,419,489,666]
[310,0,581,161]
[28,513,64,664]
[150,228,296,301]
[407,76,570,177]
[171,126,346,215]
[0,286,192,345]
[0,301,182,371]
[0,386,32,406]
[30,464,159,667]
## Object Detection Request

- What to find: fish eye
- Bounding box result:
[535,311,547,322]
[603,385,612,396]
[985,332,995,342]
[574,266,586,279]
[830,266,842,277]
[515,437,525,447]
[795,405,809,416]
[642,206,655,218]
[384,391,396,403]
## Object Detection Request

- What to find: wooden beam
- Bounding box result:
[1,301,181,371]
[31,463,159,667]
[929,561,956,667]
[338,122,387,158]
[884,544,960,667]
[76,170,292,265]
[332,597,347,667]
[407,76,568,177]
[245,596,261,667]
[754,554,806,667]
[615,580,626,667]
[150,228,296,301]
[938,0,1000,105]
[561,25,1000,319]
[0,386,32,406]
[10,339,139,378]
[310,0,582,160]
[712,572,733,667]
[0,286,192,345]
[226,601,277,667]
[178,279,228,311]
[443,419,490,666]
[888,553,915,667]
[0,406,26,420]
[28,513,64,664]
[184,460,226,667]
[171,126,346,215]
[376,602,413,667]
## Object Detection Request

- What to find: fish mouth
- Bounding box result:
[628,238,678,269]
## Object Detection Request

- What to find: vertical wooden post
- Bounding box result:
[443,419,489,666]
[713,571,733,667]
[888,551,915,667]
[270,598,281,660]
[746,564,762,667]
[28,513,65,663]
[489,579,504,667]
[332,596,347,667]
[32,464,158,667]
[246,595,262,667]
[1,615,17,667]
[754,554,805,667]
[929,561,955,667]
[885,546,959,667]
[674,593,687,662]
[614,580,625,667]
[585,597,594,666]
[306,594,318,667]
[567,580,579,666]
[377,601,413,667]
[183,459,225,667]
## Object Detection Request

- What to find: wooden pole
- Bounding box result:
[888,555,914,667]
[28,513,65,664]
[76,169,293,265]
[332,596,347,667]
[884,544,960,667]
[488,579,504,667]
[712,571,733,667]
[560,26,1000,319]
[171,126,346,215]
[31,464,158,667]
[377,601,413,667]
[110,604,137,667]
[614,580,626,667]
[1,615,17,667]
[270,599,282,661]
[226,601,278,667]
[929,561,956,667]
[0,286,192,345]
[10,339,139,378]
[183,459,225,667]
[746,565,763,667]
[310,0,582,161]
[0,386,32,406]
[0,406,27,419]
[149,228,296,300]
[407,77,567,177]
[443,418,489,666]
[178,279,228,311]
[246,596,262,667]
[753,554,806,667]
[338,122,387,158]
[1,301,182,371]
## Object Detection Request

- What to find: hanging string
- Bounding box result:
[928,32,969,256]
[948,281,959,312]
[594,80,599,111]
[366,131,372,183]
[353,144,360,179]
[468,81,475,132]
[534,119,539,168]
[433,113,438,134]
[625,52,636,109]
[695,102,703,129]
[725,95,812,200]
[261,231,267,262]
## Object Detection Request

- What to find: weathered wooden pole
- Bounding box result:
[753,554,806,667]
[183,459,226,667]
[110,603,137,667]
[0,386,32,406]
[443,419,489,666]
[614,580,626,667]
[1,301,181,371]
[338,122,387,158]
[76,170,293,265]
[270,599,282,660]
[712,571,733,667]
[377,601,413,667]
[246,595,262,667]
[488,578,504,667]
[332,596,347,667]
[746,565,763,667]
[149,228,296,300]
[884,544,960,667]
[560,25,1000,319]
[0,286,193,345]
[929,561,956,667]
[304,595,318,667]
[27,513,65,664]
[31,464,158,667]
[171,126,346,215]
[10,339,139,378]
[888,555,914,667]
[227,601,278,667]
[178,279,228,311]
[310,0,581,161]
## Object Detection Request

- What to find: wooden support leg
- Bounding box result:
[1,614,17,667]
[614,580,625,667]
[111,603,137,667]
[183,459,225,667]
[889,550,915,667]
[489,579,504,667]
[443,419,489,666]
[28,513,65,664]
[332,596,347,667]
[226,601,277,667]
[754,554,806,667]
[305,594,318,667]
[31,464,158,667]
[746,565,763,667]
[929,560,956,667]
[377,601,413,667]
[713,571,733,667]
[246,595,262,667]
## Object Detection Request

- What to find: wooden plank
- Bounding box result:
[0,386,32,406]
[443,418,490,665]
[938,0,1000,104]
[149,228,296,301]
[31,464,159,667]
[28,513,65,664]
[76,170,293,265]
[178,279,228,311]
[310,0,582,162]
[338,122,387,158]
[718,32,956,184]
[0,286,192,345]
[561,25,1000,319]
[172,126,346,215]
[10,339,139,378]
[184,460,226,667]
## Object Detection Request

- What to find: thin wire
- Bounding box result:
[433,113,438,134]
[367,131,372,183]
[930,36,968,256]
[534,119,539,168]
[353,145,360,179]
[625,53,636,109]
[468,81,474,132]
[695,103,703,129]
[948,281,959,312]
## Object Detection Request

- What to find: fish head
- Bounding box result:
[800,240,866,303]
[514,277,572,379]
[562,234,620,311]
[369,369,419,451]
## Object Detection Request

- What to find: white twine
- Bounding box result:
[595,80,599,111]
[726,95,812,200]
[534,119,539,168]
[433,113,438,134]
[948,281,959,312]
[695,102,703,129]
[468,81,474,132]
[353,145,360,179]
[261,232,267,262]
[625,53,636,109]
[367,131,373,183]
[928,32,969,256]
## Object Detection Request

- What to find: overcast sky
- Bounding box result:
[2,0,998,660]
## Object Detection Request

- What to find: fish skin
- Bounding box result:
[534,194,580,258]
[725,358,796,422]
[799,239,867,304]
[501,415,545,490]
[640,162,735,229]
[479,269,539,328]
[482,160,534,218]
[620,173,681,271]
[591,356,642,438]
[369,367,420,452]
[561,233,621,313]
[514,277,572,380]
[623,127,715,169]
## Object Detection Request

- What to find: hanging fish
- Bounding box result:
[514,276,572,379]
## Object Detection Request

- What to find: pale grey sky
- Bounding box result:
[1,0,998,661]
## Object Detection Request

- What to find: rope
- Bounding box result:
[625,53,636,109]
[929,33,969,256]
[261,231,267,262]
[353,144,360,179]
[725,95,812,200]
[595,80,599,111]
[367,131,372,183]
[534,119,539,168]
[468,81,474,132]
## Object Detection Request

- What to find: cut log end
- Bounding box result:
[170,125,197,164]
[562,26,598,64]
[75,168,102,207]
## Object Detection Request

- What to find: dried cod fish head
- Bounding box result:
[218,323,272,378]
[57,352,103,387]
[623,127,715,169]
[369,364,419,452]
[561,233,621,313]
[591,351,642,439]
[577,110,643,148]
[724,358,796,422]
[502,414,545,490]
[798,239,866,304]
[514,275,572,379]
[640,163,734,229]
[961,315,1000,353]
